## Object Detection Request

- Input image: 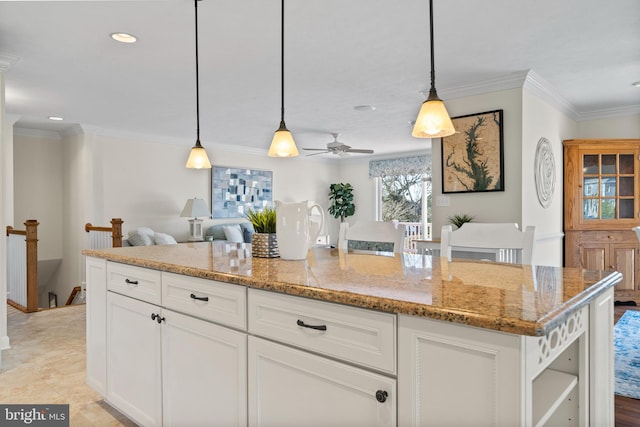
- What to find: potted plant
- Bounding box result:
[246,207,279,258]
[328,183,355,222]
[448,213,474,229]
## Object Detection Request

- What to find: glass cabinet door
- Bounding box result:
[582,153,635,221]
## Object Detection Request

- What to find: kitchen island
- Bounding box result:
[84,242,621,427]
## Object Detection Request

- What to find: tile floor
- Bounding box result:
[0,304,136,426]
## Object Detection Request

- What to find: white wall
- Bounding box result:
[58,128,90,304]
[0,72,11,364]
[431,88,524,237]
[10,126,339,303]
[13,132,64,261]
[521,91,577,266]
[88,132,339,242]
[577,114,640,139]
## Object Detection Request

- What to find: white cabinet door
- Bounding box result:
[248,336,396,427]
[398,314,521,427]
[162,309,247,427]
[107,291,163,427]
[86,257,107,395]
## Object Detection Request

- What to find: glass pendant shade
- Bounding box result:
[268,121,299,157]
[185,141,212,169]
[412,96,455,138]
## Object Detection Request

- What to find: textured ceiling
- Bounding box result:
[1,0,638,157]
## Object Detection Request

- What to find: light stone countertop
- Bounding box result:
[83,242,621,336]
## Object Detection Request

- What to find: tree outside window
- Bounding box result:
[370,156,432,239]
[380,174,430,223]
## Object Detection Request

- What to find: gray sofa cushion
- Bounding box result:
[206,222,254,243]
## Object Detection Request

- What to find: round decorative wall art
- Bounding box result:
[534,137,556,208]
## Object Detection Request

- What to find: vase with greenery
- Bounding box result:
[328,183,355,222]
[246,207,279,258]
[448,213,474,229]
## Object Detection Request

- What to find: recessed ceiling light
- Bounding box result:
[48,116,64,121]
[633,81,640,87]
[354,105,376,111]
[110,33,137,43]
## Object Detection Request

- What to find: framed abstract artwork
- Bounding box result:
[212,166,273,218]
[441,109,504,194]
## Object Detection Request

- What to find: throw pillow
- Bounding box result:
[154,232,177,245]
[223,225,244,243]
[128,229,154,246]
[137,226,155,237]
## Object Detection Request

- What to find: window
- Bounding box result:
[370,156,432,240]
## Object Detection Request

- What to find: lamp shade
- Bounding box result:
[268,124,299,157]
[185,143,212,169]
[180,198,210,218]
[412,98,455,138]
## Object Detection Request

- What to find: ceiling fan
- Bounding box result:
[303,133,374,157]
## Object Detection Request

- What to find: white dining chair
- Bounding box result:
[338,221,406,253]
[440,222,535,264]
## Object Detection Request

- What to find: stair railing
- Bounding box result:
[6,220,39,312]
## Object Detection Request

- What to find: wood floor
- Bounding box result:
[2,304,639,426]
[614,305,640,427]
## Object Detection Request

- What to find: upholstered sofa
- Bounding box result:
[205,222,254,243]
[125,227,178,246]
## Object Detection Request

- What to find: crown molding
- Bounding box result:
[14,126,62,140]
[440,69,639,122]
[576,105,640,122]
[4,114,20,125]
[522,70,580,120]
[440,70,530,100]
[77,124,271,156]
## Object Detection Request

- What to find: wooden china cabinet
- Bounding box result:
[564,139,640,303]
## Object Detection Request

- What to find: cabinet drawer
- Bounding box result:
[162,272,246,330]
[248,289,396,374]
[107,262,161,305]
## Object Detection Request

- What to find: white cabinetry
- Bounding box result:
[86,257,107,395]
[107,291,163,427]
[398,306,591,427]
[101,261,247,427]
[162,308,247,427]
[247,289,397,427]
[248,336,396,427]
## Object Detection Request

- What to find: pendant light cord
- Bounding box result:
[280,0,285,124]
[429,0,435,91]
[194,0,201,144]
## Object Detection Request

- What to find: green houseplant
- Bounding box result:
[328,183,355,222]
[246,207,279,257]
[448,213,474,229]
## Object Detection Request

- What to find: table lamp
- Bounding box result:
[180,197,210,241]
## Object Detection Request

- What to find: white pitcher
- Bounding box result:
[275,200,325,260]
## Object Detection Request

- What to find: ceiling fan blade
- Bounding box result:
[306,151,329,156]
[345,149,374,154]
[303,148,330,151]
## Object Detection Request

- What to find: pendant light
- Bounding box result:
[412,0,455,138]
[186,0,212,169]
[268,0,299,157]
